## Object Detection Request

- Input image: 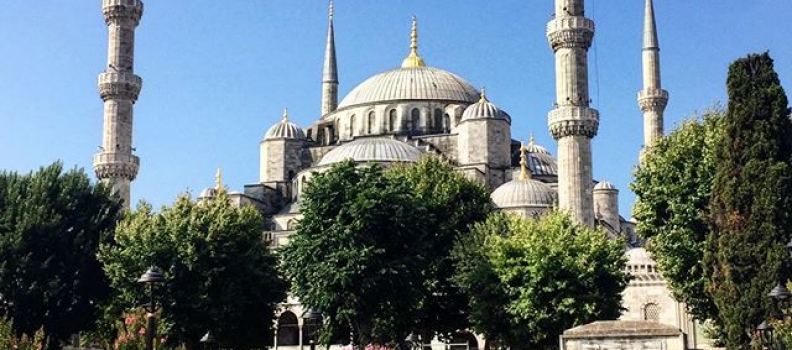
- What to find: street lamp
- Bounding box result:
[200,330,219,350]
[138,266,165,350]
[302,308,322,350]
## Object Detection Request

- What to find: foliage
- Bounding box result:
[280,161,430,346]
[705,52,792,350]
[0,162,123,349]
[452,212,629,350]
[387,156,492,339]
[0,318,45,350]
[99,191,287,350]
[631,109,723,322]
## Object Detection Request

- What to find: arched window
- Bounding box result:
[434,109,443,132]
[443,114,451,132]
[349,114,356,137]
[411,108,420,131]
[448,332,478,350]
[368,111,376,134]
[276,311,299,346]
[389,109,397,132]
[643,303,660,322]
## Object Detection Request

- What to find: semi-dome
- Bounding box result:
[264,109,305,140]
[336,66,479,110]
[318,137,422,166]
[491,179,556,209]
[461,90,511,122]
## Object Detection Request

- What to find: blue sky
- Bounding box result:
[1,1,790,217]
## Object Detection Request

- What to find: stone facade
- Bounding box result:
[561,321,686,350]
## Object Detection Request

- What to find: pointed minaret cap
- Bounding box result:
[323,1,338,83]
[215,167,223,191]
[519,142,532,181]
[644,0,659,49]
[401,16,426,68]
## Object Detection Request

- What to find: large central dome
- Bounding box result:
[337,66,480,110]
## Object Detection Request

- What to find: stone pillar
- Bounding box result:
[593,181,620,232]
[93,0,144,209]
[547,0,598,226]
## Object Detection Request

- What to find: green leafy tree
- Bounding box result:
[705,52,792,350]
[99,192,287,350]
[0,162,122,349]
[631,109,722,322]
[387,156,492,339]
[280,161,430,346]
[452,212,629,350]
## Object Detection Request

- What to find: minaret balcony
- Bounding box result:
[93,152,140,180]
[638,88,669,111]
[548,107,600,139]
[102,0,143,25]
[547,16,594,50]
[98,72,142,101]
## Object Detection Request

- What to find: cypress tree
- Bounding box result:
[705,52,792,350]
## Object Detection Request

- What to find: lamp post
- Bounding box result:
[138,266,165,350]
[302,309,322,350]
[200,330,219,350]
[759,238,792,349]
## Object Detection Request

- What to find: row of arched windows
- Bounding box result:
[347,108,451,137]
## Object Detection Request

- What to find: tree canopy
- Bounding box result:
[452,212,629,350]
[99,192,286,350]
[0,162,122,350]
[705,52,792,350]
[631,109,722,322]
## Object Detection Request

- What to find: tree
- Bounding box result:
[387,156,492,339]
[705,52,792,350]
[631,109,722,322]
[279,161,430,347]
[452,212,629,350]
[98,191,287,350]
[0,162,122,350]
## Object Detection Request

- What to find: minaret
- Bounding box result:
[638,0,668,154]
[93,0,144,209]
[321,1,338,117]
[547,0,599,226]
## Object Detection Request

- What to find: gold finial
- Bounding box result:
[329,1,334,20]
[401,16,426,68]
[282,108,289,122]
[519,142,531,181]
[215,167,223,191]
[529,132,535,147]
[479,87,488,103]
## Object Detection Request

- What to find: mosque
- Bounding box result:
[92,0,706,349]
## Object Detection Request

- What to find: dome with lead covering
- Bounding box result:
[264,109,305,140]
[318,137,423,166]
[461,91,510,122]
[594,181,618,190]
[490,179,556,209]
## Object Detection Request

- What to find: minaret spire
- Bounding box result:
[547,0,599,226]
[638,0,669,156]
[401,16,426,68]
[94,0,144,209]
[321,0,339,117]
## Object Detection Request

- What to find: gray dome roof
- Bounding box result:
[461,96,511,122]
[337,67,479,109]
[264,113,305,140]
[490,179,556,209]
[526,151,558,177]
[198,187,217,200]
[318,138,423,166]
[594,181,618,190]
[526,142,551,155]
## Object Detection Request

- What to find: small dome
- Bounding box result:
[318,137,423,166]
[491,179,556,209]
[594,181,618,191]
[526,142,551,155]
[198,187,217,200]
[264,110,305,140]
[460,92,510,122]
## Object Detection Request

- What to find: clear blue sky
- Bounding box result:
[1,1,790,217]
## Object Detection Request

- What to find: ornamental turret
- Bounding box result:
[321,1,338,117]
[93,0,144,209]
[547,0,599,226]
[638,0,669,155]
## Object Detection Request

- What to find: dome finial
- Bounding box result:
[529,132,535,147]
[519,142,531,181]
[401,16,426,68]
[479,87,488,103]
[282,108,289,122]
[328,0,334,20]
[215,167,223,191]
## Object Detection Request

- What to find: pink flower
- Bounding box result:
[138,327,147,335]
[125,316,136,325]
